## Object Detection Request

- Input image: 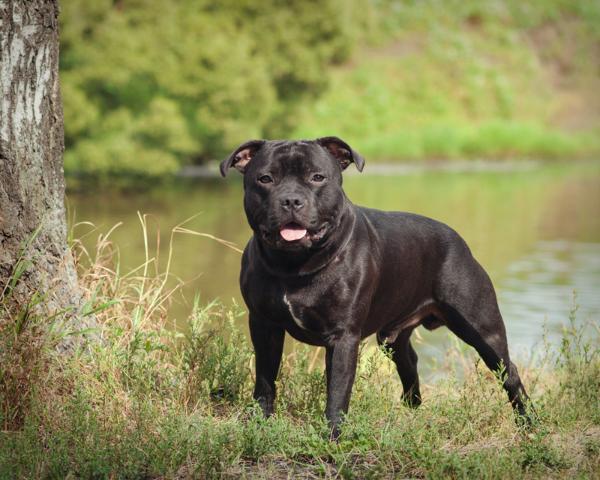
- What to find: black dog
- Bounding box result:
[221,137,530,438]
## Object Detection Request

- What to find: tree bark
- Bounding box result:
[0,0,87,347]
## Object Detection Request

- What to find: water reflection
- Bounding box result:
[68,163,600,374]
[500,240,600,356]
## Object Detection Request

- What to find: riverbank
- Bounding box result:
[293,2,600,163]
[1,233,599,478]
[176,159,542,179]
[60,1,600,178]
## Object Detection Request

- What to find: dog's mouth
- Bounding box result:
[309,224,329,242]
[260,222,329,246]
[280,222,307,242]
[279,222,329,243]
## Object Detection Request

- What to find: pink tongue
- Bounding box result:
[280,226,307,242]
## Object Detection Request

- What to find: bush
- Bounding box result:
[60,0,373,177]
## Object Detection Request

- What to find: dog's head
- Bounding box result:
[221,137,364,252]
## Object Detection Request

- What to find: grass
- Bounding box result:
[1,220,599,479]
[293,0,600,162]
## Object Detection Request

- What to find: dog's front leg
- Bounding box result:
[325,334,360,440]
[249,314,285,417]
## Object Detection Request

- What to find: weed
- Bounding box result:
[1,222,598,478]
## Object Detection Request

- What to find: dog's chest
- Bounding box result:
[282,291,326,334]
[279,285,342,337]
[283,293,308,330]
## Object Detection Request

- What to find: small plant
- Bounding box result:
[1,221,598,478]
[182,296,252,407]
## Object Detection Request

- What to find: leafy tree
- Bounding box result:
[59,0,372,177]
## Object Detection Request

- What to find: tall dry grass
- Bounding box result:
[1,217,598,478]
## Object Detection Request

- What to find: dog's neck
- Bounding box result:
[253,202,357,278]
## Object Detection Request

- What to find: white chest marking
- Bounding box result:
[283,294,307,330]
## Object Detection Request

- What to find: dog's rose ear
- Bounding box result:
[220,140,266,177]
[316,136,365,172]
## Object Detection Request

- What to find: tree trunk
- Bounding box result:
[0,0,86,347]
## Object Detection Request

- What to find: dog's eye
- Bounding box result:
[311,174,325,182]
[258,175,273,184]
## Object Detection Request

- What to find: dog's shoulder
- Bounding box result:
[356,205,451,232]
[356,205,469,253]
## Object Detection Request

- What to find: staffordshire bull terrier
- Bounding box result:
[221,137,531,439]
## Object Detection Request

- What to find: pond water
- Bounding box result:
[68,162,600,377]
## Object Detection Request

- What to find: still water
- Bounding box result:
[69,163,600,375]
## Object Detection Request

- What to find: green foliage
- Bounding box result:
[60,0,372,177]
[60,0,600,178]
[182,297,252,405]
[293,0,600,161]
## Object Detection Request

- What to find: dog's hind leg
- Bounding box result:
[378,329,421,407]
[435,254,532,420]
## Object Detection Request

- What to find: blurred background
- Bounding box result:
[61,0,600,373]
[60,0,599,177]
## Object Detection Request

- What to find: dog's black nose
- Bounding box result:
[280,196,305,211]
